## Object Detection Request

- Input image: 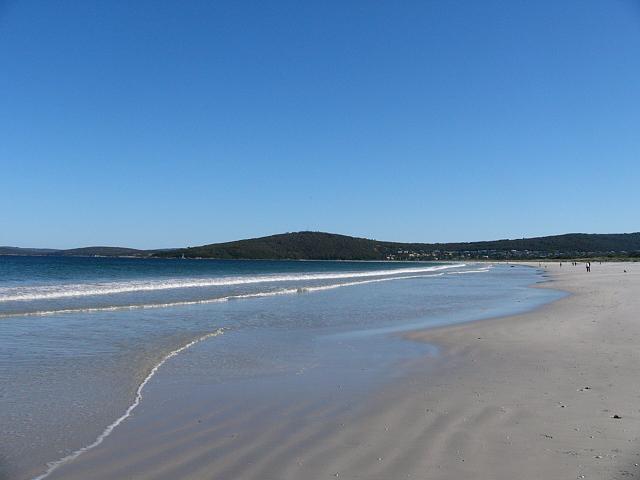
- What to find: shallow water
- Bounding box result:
[0,257,563,479]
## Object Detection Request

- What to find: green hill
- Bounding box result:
[59,246,147,257]
[0,246,60,256]
[160,232,386,260]
[4,231,640,260]
[154,231,640,260]
[0,246,147,257]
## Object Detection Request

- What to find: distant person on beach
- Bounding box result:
[586,262,591,273]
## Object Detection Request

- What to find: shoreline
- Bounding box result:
[30,329,226,480]
[395,261,640,479]
[41,262,640,480]
[399,262,571,350]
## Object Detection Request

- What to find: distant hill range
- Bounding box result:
[3,231,640,260]
[0,246,146,257]
[155,231,640,260]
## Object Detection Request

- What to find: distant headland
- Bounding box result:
[2,231,640,261]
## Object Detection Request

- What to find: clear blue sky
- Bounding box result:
[1,0,639,249]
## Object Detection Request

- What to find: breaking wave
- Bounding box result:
[0,264,464,303]
[0,273,444,318]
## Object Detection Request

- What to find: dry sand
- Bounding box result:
[46,262,640,480]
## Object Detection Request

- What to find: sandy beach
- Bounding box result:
[44,262,640,480]
[396,261,640,479]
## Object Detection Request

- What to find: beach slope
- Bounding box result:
[45,262,640,480]
[397,262,640,479]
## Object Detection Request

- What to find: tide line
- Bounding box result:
[2,273,449,319]
[0,264,465,302]
[31,328,225,480]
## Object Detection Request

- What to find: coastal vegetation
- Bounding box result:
[3,231,640,261]
[153,231,640,261]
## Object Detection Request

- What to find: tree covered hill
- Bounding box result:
[0,246,146,257]
[0,247,60,256]
[155,231,640,260]
[3,232,640,260]
[60,246,147,257]
[157,232,386,260]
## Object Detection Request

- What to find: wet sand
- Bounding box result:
[44,262,640,480]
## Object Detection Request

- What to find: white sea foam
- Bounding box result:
[0,273,445,319]
[0,264,465,302]
[31,328,225,480]
[303,273,443,292]
[446,266,493,274]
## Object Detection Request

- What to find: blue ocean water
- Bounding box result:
[0,257,563,479]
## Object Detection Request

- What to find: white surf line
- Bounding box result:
[1,271,457,319]
[31,328,225,480]
[303,273,445,292]
[0,264,466,302]
[446,266,493,274]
